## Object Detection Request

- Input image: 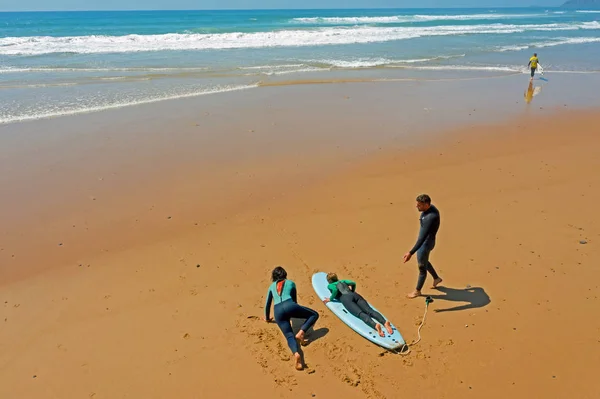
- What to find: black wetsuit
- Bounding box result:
[410,204,441,291]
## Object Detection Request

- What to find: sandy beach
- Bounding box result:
[1,74,600,399]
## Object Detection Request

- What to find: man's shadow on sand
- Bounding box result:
[428,286,491,313]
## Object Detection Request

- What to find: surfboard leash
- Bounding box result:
[394,296,433,356]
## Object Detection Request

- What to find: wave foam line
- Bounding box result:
[0,66,210,74]
[1,22,598,55]
[0,84,256,124]
[290,13,545,24]
[498,36,600,52]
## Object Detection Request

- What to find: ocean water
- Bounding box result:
[1,8,599,124]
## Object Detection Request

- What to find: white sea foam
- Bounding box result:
[581,21,600,28]
[238,64,307,70]
[244,67,322,76]
[312,58,400,68]
[0,82,79,89]
[290,14,543,24]
[391,65,593,74]
[498,36,600,52]
[1,22,598,56]
[307,54,464,68]
[0,66,209,73]
[0,84,256,124]
[235,63,321,75]
[408,65,524,73]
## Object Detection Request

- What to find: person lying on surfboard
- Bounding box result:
[322,273,393,337]
[264,266,319,371]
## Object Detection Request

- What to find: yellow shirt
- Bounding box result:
[530,56,539,68]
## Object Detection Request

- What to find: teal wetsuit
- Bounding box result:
[326,279,356,301]
[264,279,319,354]
[264,279,297,319]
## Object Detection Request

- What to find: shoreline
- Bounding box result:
[3,67,600,125]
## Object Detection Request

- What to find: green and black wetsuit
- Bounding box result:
[327,279,386,330]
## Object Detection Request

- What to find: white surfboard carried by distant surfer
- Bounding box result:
[538,65,549,81]
[311,272,405,350]
[524,64,547,80]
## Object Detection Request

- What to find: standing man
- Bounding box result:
[403,194,443,299]
[528,53,541,81]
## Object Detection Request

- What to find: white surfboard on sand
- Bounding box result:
[311,272,405,350]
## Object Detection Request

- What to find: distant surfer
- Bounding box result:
[264,266,319,371]
[403,194,443,299]
[322,273,393,337]
[528,53,541,80]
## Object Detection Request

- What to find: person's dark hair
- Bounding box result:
[534,53,537,56]
[271,266,287,282]
[416,194,431,204]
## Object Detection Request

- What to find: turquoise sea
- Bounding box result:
[1,8,599,124]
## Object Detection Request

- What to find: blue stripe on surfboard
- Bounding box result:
[311,272,405,350]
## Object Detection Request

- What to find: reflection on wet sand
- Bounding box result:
[524,79,544,104]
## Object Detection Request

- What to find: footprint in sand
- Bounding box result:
[236,316,298,388]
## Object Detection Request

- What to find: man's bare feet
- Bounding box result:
[384,321,393,335]
[295,330,308,346]
[375,323,385,337]
[406,290,421,299]
[294,353,303,371]
[432,277,443,288]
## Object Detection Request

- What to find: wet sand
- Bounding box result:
[1,74,600,398]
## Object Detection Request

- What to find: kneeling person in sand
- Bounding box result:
[322,273,393,337]
[264,266,320,371]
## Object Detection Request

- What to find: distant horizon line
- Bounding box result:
[0,5,567,13]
